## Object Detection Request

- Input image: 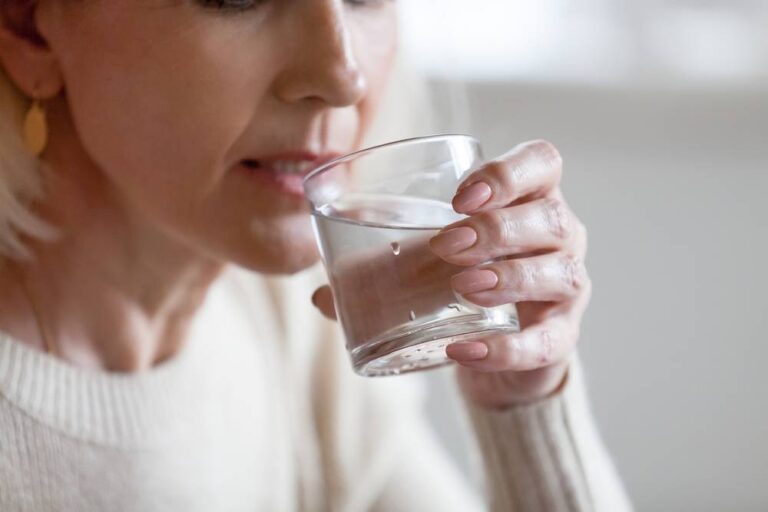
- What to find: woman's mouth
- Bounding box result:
[238,153,340,198]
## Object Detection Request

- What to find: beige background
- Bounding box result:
[418,80,768,512]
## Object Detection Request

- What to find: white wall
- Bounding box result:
[399,0,768,85]
[421,81,768,511]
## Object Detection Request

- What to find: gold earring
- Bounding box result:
[23,98,48,157]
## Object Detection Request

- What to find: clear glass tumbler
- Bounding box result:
[303,135,519,376]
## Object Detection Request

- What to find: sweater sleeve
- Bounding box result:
[366,358,632,512]
[262,267,630,511]
[465,358,633,512]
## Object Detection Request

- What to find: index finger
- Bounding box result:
[452,139,563,214]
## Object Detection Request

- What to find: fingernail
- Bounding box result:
[429,227,477,258]
[453,181,492,213]
[451,269,498,294]
[447,342,488,361]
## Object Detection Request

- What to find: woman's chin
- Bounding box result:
[209,212,322,275]
[232,236,321,275]
[268,249,321,275]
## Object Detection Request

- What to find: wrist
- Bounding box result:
[460,362,570,411]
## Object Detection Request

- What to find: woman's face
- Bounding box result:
[36,0,398,273]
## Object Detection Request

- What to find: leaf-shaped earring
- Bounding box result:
[23,98,48,157]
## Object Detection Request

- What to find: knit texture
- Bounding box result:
[0,264,631,511]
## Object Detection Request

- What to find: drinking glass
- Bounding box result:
[303,135,519,376]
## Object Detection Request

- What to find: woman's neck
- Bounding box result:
[0,244,224,373]
[0,100,225,373]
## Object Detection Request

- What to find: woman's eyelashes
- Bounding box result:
[345,0,392,8]
[196,0,265,12]
[196,0,392,12]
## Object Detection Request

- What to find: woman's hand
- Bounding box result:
[430,140,590,408]
[311,140,591,409]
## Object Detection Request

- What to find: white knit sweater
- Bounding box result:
[0,264,632,511]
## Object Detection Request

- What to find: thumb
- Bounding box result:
[311,285,337,320]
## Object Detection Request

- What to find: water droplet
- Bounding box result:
[409,310,416,321]
[390,242,401,255]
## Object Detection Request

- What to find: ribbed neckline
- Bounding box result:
[0,269,243,449]
[0,329,209,448]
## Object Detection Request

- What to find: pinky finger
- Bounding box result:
[446,316,577,372]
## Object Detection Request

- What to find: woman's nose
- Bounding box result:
[273,1,368,108]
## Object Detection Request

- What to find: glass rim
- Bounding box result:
[302,133,480,188]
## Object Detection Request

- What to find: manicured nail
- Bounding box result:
[447,342,489,361]
[453,181,492,213]
[429,227,477,258]
[451,269,498,294]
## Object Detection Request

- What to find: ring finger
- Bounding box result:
[450,252,589,308]
[447,315,577,373]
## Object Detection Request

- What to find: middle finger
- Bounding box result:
[429,197,580,266]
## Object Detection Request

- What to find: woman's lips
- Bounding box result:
[239,161,307,197]
[237,153,341,198]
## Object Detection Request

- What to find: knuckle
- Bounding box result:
[538,329,556,365]
[561,255,586,292]
[497,259,536,298]
[528,139,563,170]
[482,209,515,246]
[544,198,573,240]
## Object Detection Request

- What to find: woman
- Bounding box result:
[0,1,631,511]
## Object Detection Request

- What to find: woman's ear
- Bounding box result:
[0,1,63,98]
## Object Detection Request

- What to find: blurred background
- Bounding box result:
[391,1,768,511]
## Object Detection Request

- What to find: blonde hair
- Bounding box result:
[0,48,432,263]
[0,68,59,262]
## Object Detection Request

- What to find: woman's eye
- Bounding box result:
[196,0,265,11]
[345,0,392,7]
[196,0,392,12]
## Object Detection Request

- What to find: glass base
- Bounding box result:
[350,316,520,377]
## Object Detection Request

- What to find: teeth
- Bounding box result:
[271,160,314,174]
